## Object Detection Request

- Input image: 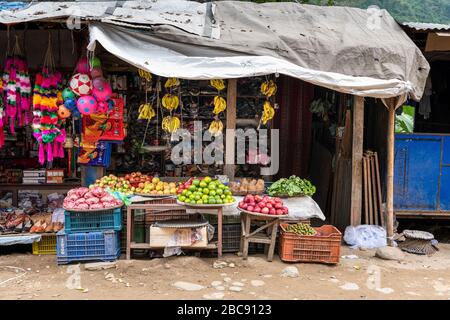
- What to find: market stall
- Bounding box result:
[0,0,429,264]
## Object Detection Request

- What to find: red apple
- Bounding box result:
[275,203,283,209]
[282,206,289,214]
[276,209,283,215]
[258,201,266,208]
[269,208,276,215]
[249,202,256,207]
[239,201,245,208]
[254,195,263,202]
[244,195,254,203]
[266,203,273,209]
[241,203,248,210]
[247,206,254,212]
[253,207,261,213]
[261,207,269,214]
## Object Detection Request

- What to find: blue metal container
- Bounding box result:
[394,133,450,213]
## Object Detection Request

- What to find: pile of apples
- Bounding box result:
[238,195,289,215]
[94,174,133,195]
[177,177,201,194]
[135,176,178,195]
[123,172,154,189]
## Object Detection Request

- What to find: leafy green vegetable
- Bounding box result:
[267,175,316,197]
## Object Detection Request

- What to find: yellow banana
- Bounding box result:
[209,119,224,136]
[162,94,179,111]
[213,96,227,114]
[210,79,226,91]
[260,80,277,98]
[138,69,152,81]
[261,101,275,124]
[138,103,156,120]
[164,77,180,88]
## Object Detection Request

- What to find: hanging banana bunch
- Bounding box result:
[261,101,275,125]
[208,119,224,136]
[162,116,181,133]
[213,96,227,114]
[260,80,277,97]
[138,103,156,120]
[164,77,180,88]
[210,79,226,91]
[162,93,179,111]
[138,69,152,82]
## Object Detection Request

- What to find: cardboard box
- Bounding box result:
[149,226,208,248]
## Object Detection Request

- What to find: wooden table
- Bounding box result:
[240,211,284,262]
[125,202,225,259]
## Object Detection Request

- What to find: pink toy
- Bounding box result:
[76,57,89,74]
[96,101,108,113]
[90,67,103,79]
[77,95,98,115]
[92,81,112,102]
[70,73,92,96]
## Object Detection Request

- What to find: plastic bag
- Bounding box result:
[344,225,387,249]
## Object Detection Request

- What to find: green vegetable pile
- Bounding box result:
[285,223,317,236]
[267,175,316,197]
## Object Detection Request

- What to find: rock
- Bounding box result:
[220,273,227,277]
[223,277,232,283]
[203,292,224,300]
[341,255,359,259]
[250,280,265,287]
[211,281,223,287]
[229,286,243,292]
[164,263,171,269]
[213,261,228,269]
[82,288,89,293]
[262,274,273,278]
[173,281,205,291]
[340,282,359,291]
[281,266,299,278]
[228,263,235,268]
[375,246,405,261]
[85,262,117,271]
[232,282,245,287]
[215,286,225,291]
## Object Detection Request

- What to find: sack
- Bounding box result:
[344,225,387,249]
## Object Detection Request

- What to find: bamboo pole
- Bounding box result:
[351,96,364,226]
[386,106,396,243]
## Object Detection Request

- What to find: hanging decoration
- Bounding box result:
[31,33,65,165]
[208,79,227,136]
[1,34,32,143]
[260,78,278,125]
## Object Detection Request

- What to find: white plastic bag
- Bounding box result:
[344,225,387,249]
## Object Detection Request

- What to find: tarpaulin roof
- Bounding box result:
[2,1,430,101]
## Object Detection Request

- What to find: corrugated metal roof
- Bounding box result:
[402,22,450,31]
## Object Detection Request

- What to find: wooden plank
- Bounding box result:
[367,155,373,225]
[386,107,396,241]
[224,79,237,179]
[374,152,384,226]
[363,156,369,224]
[370,154,379,226]
[351,96,364,226]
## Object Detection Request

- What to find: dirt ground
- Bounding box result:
[1,245,450,300]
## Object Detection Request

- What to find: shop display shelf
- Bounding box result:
[64,208,122,233]
[32,234,57,255]
[56,230,120,265]
[279,224,341,264]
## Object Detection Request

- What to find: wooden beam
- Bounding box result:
[350,96,364,226]
[224,79,237,179]
[386,106,396,241]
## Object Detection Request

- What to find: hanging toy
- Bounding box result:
[90,67,103,79]
[77,95,97,115]
[76,56,90,74]
[57,104,71,119]
[92,81,112,102]
[70,73,92,96]
[64,98,80,118]
[96,101,108,113]
[62,87,75,101]
[90,56,101,68]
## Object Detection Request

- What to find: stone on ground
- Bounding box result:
[281,266,299,278]
[173,281,205,291]
[250,280,265,287]
[375,246,405,261]
[84,262,117,271]
[229,286,243,292]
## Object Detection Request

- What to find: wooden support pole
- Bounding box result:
[386,106,396,242]
[351,96,364,226]
[224,79,237,180]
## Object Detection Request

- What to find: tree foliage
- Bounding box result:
[242,0,450,24]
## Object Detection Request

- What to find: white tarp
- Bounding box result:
[88,22,418,99]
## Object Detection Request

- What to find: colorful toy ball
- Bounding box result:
[91,56,101,68]
[64,98,77,110]
[77,95,98,115]
[70,73,92,96]
[90,67,103,79]
[76,57,90,74]
[108,99,115,110]
[62,87,76,101]
[57,105,71,119]
[93,81,112,102]
[96,101,108,113]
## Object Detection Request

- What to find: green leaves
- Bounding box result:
[268,175,316,197]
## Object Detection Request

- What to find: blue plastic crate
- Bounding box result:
[57,230,121,265]
[64,208,122,233]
